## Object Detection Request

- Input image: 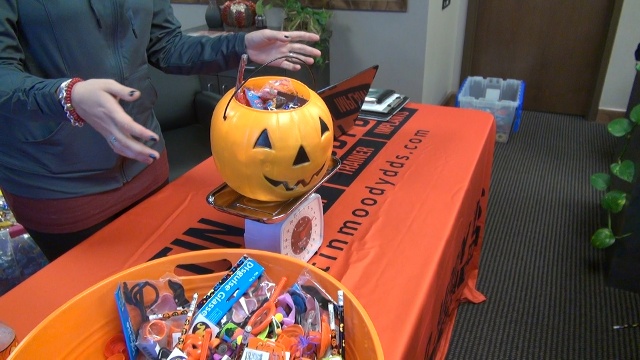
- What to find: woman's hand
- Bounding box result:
[70,79,160,165]
[245,29,321,71]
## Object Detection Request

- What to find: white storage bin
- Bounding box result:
[456,76,525,142]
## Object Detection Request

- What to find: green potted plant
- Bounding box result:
[255,0,332,67]
[590,66,640,249]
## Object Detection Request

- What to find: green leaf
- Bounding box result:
[255,0,264,15]
[608,118,633,137]
[630,104,640,124]
[591,228,616,249]
[590,172,610,190]
[610,160,635,182]
[601,190,627,213]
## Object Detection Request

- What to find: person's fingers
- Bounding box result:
[283,31,320,43]
[288,47,320,62]
[106,131,159,165]
[107,112,160,163]
[285,54,314,70]
[72,79,159,163]
[100,81,141,103]
[245,29,324,70]
[245,29,278,47]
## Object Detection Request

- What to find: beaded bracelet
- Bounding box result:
[57,77,85,127]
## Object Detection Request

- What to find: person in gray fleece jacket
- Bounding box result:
[0,0,321,260]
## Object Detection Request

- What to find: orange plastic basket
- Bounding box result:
[8,249,383,359]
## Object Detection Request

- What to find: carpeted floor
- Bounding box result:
[446,111,640,359]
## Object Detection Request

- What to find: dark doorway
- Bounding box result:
[461,0,623,120]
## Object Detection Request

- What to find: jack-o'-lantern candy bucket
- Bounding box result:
[211,59,334,202]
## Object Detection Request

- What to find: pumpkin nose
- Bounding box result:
[293,146,310,166]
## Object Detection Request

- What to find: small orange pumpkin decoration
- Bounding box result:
[211,76,334,201]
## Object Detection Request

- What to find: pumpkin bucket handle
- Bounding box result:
[223,54,316,120]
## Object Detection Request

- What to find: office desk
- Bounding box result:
[0,103,495,359]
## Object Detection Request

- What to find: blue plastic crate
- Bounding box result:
[456,77,525,142]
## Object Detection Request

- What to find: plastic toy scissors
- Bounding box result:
[247,277,288,335]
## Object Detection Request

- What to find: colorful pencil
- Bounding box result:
[328,303,339,355]
[148,308,188,321]
[337,290,345,358]
[175,293,198,351]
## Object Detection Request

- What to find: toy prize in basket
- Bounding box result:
[209,54,340,262]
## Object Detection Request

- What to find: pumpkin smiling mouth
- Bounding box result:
[264,162,326,191]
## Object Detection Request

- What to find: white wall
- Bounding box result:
[173,0,632,111]
[172,0,439,103]
[327,0,428,103]
[600,0,640,112]
[172,4,209,30]
[422,0,468,104]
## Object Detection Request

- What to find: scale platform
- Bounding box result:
[206,156,340,223]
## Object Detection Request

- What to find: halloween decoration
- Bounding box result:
[221,0,256,30]
[211,76,334,202]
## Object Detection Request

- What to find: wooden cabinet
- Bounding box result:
[199,75,219,93]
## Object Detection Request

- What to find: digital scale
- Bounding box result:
[206,156,340,262]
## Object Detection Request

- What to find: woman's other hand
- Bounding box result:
[245,29,321,71]
[71,79,160,164]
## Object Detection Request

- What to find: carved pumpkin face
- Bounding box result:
[211,76,334,201]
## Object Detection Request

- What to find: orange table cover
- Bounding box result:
[0,103,495,359]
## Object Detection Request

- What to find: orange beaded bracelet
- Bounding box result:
[57,77,85,127]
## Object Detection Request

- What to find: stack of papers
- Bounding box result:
[359,88,410,121]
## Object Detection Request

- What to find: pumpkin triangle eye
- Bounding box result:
[293,146,310,166]
[319,117,330,137]
[254,129,272,149]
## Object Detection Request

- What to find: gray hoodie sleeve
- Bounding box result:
[145,0,247,75]
[0,1,66,121]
